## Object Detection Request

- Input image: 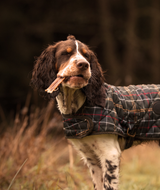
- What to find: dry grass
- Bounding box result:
[120,143,160,190]
[1,95,160,190]
[0,96,93,190]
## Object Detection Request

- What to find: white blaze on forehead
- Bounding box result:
[57,40,90,77]
[69,40,90,64]
[75,41,79,54]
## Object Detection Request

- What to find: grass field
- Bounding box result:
[1,99,160,190]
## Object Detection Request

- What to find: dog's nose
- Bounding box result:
[76,61,89,70]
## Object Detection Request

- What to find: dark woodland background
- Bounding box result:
[1,0,160,115]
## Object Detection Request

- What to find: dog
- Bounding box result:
[31,35,160,190]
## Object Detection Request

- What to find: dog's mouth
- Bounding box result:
[73,74,83,78]
[45,74,89,93]
[62,74,89,89]
[68,74,84,79]
[61,74,87,82]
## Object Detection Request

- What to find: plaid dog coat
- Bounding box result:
[63,83,160,149]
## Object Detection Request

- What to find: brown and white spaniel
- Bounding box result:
[31,35,122,190]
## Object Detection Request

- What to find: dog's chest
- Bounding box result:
[56,87,86,114]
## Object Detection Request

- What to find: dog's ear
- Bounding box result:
[30,44,59,99]
[83,51,106,107]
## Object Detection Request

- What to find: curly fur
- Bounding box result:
[83,51,106,107]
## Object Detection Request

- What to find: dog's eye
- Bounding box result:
[83,53,89,59]
[61,51,71,56]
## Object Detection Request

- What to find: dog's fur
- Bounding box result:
[31,35,128,190]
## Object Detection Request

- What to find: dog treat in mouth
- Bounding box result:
[45,77,65,93]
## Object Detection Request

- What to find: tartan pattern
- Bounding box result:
[63,83,160,141]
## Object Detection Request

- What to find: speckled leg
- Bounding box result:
[70,134,121,190]
[70,139,103,190]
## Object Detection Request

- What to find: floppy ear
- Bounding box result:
[83,51,106,107]
[30,44,59,99]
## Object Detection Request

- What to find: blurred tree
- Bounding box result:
[0,0,160,113]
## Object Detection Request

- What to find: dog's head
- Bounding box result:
[31,35,106,107]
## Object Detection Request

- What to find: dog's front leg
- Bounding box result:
[83,154,103,190]
[97,134,121,190]
[80,147,103,190]
[70,138,103,190]
[70,134,121,190]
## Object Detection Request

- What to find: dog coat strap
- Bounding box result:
[62,114,94,138]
